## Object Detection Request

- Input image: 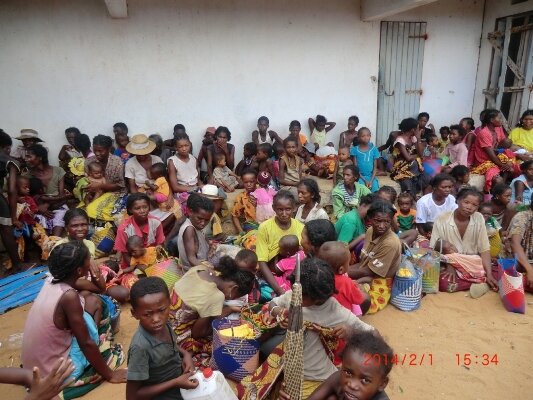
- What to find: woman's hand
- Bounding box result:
[500,162,513,172]
[525,268,533,289]
[25,358,74,400]
[13,220,23,229]
[332,325,348,340]
[216,141,229,154]
[486,274,498,291]
[88,262,101,280]
[441,264,456,282]
[108,368,128,383]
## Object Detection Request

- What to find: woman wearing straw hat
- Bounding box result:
[11,128,47,167]
[124,134,163,193]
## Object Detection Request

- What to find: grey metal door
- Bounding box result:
[376,21,427,145]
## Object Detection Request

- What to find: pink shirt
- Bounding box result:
[251,187,276,206]
[22,280,83,376]
[472,126,506,166]
[444,142,468,168]
[274,250,306,291]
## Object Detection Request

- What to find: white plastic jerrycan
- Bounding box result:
[180,368,238,400]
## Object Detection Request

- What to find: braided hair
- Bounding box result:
[289,257,336,302]
[48,241,89,284]
[217,256,255,297]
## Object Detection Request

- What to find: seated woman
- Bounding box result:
[167,133,202,194]
[55,209,129,303]
[295,179,329,223]
[168,256,255,355]
[331,165,371,221]
[348,199,402,314]
[83,135,126,224]
[509,109,533,153]
[124,134,163,193]
[21,242,126,399]
[26,144,72,237]
[430,188,498,292]
[206,126,235,182]
[507,200,533,292]
[112,193,165,289]
[471,109,520,193]
[256,191,304,297]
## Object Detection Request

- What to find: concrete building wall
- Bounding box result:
[0,0,488,162]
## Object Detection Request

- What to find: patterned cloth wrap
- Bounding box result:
[89,223,116,258]
[61,295,124,400]
[234,307,339,400]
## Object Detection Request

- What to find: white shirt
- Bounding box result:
[416,193,458,223]
[295,203,329,223]
[125,155,163,187]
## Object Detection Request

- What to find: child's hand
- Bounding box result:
[135,264,147,272]
[108,368,128,383]
[25,358,74,400]
[221,305,241,317]
[365,181,372,189]
[181,352,195,373]
[175,371,199,390]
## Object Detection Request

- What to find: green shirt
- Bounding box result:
[335,210,366,243]
[331,183,371,220]
[127,324,183,400]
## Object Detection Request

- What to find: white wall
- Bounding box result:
[472,0,533,123]
[0,0,489,162]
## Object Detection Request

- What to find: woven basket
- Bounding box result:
[145,247,184,289]
[390,254,423,311]
[211,318,261,381]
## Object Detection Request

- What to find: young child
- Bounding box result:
[308,114,336,149]
[235,142,259,176]
[511,159,533,206]
[339,115,359,149]
[414,222,433,249]
[252,116,282,145]
[280,330,394,400]
[442,124,468,172]
[479,202,502,259]
[252,171,276,223]
[438,126,450,153]
[272,235,306,292]
[418,112,434,141]
[318,241,369,315]
[15,175,38,228]
[212,153,240,192]
[289,120,308,147]
[423,133,439,159]
[196,127,216,183]
[395,192,416,232]
[460,117,476,154]
[177,193,214,270]
[232,170,258,233]
[271,142,285,180]
[490,183,515,230]
[127,235,158,274]
[113,132,131,164]
[334,146,354,186]
[376,186,398,206]
[255,143,275,177]
[84,161,107,204]
[127,277,198,399]
[268,257,374,397]
[351,127,380,192]
[450,165,470,194]
[278,136,302,197]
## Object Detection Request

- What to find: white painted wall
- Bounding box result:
[472,0,533,123]
[0,0,489,162]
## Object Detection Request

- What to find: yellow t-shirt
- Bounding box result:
[256,217,304,262]
[510,127,533,152]
[130,246,158,268]
[54,238,96,259]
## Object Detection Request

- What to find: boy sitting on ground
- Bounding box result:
[127,277,198,399]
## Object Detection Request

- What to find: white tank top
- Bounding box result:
[169,155,198,186]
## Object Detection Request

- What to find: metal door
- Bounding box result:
[376,21,427,145]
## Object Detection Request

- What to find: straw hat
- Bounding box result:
[126,134,156,155]
[16,129,43,142]
[199,184,225,200]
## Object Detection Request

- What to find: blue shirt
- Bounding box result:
[350,144,380,178]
